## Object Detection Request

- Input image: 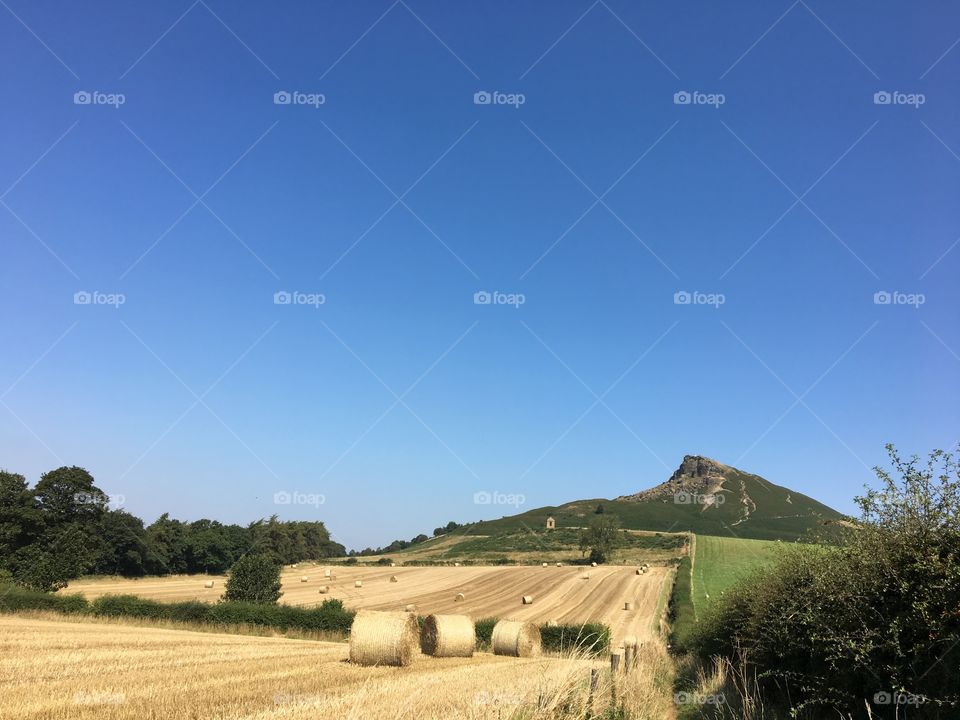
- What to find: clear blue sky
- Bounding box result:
[1,1,958,550]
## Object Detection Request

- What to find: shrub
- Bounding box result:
[474,617,497,649]
[539,622,610,655]
[222,555,282,604]
[0,582,89,613]
[90,594,166,619]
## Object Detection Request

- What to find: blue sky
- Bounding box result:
[1,1,958,550]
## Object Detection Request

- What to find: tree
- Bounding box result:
[0,470,39,571]
[222,555,283,604]
[91,510,148,576]
[579,515,622,564]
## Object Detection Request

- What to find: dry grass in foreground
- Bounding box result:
[0,614,675,719]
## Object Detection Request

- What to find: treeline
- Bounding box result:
[351,520,462,556]
[0,466,345,591]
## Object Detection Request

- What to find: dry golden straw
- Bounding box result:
[318,586,329,594]
[354,580,363,588]
[521,595,534,605]
[348,610,419,667]
[624,601,634,611]
[300,576,308,583]
[203,580,214,589]
[492,620,541,658]
[420,614,476,657]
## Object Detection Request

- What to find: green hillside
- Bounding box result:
[458,459,843,542]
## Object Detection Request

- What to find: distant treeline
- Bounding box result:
[351,521,463,556]
[0,466,345,591]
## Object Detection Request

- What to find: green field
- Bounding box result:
[689,535,784,620]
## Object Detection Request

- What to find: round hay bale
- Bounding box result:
[624,601,634,611]
[521,595,534,605]
[635,568,642,575]
[203,580,214,589]
[420,614,476,657]
[405,604,417,612]
[349,610,418,667]
[454,592,465,602]
[454,562,461,567]
[355,580,363,588]
[324,569,331,577]
[541,562,548,568]
[300,576,309,583]
[389,575,398,583]
[318,586,329,594]
[555,562,562,567]
[591,561,597,567]
[492,620,541,657]
[390,562,396,568]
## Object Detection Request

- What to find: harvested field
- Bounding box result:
[66,564,670,646]
[0,615,674,719]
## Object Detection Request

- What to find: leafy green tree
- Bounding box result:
[0,470,39,571]
[144,513,190,574]
[91,510,148,576]
[579,515,622,564]
[222,555,283,604]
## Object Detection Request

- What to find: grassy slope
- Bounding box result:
[689,535,785,619]
[456,469,842,542]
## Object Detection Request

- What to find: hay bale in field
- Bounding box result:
[420,614,476,657]
[355,580,363,588]
[492,620,541,657]
[405,604,416,612]
[318,586,329,594]
[390,575,398,583]
[348,610,419,667]
[580,574,590,580]
[390,562,396,567]
[521,595,534,605]
[300,576,309,583]
[555,562,562,567]
[203,580,214,589]
[635,568,642,575]
[454,562,461,567]
[541,562,548,568]
[324,569,331,578]
[292,563,298,568]
[624,601,634,611]
[454,592,465,602]
[591,561,597,567]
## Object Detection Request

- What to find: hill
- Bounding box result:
[455,455,843,543]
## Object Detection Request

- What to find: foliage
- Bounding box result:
[688,446,960,716]
[578,515,623,563]
[0,465,346,590]
[539,622,610,654]
[222,555,283,604]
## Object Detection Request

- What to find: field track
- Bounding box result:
[67,564,669,646]
[0,615,614,720]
